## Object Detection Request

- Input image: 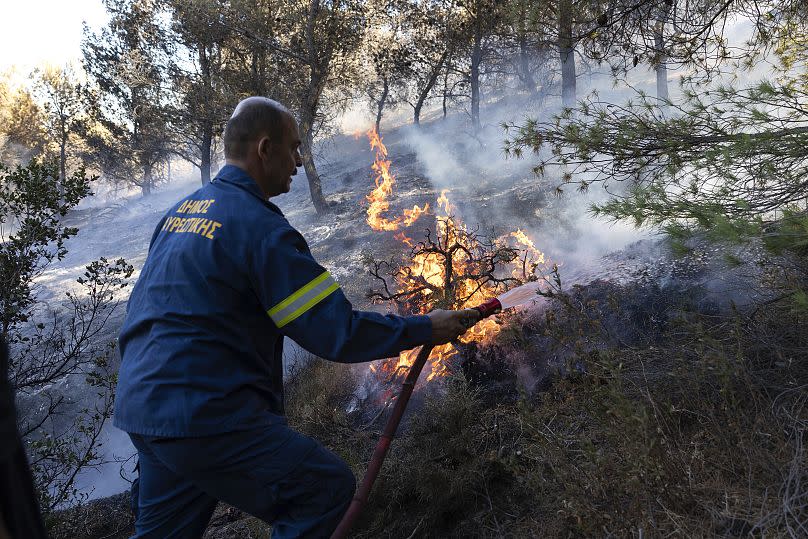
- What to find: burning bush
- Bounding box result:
[365,204,544,380]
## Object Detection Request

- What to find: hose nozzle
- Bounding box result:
[473,298,502,319]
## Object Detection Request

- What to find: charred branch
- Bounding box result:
[366,216,537,313]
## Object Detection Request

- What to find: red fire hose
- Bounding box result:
[330,343,433,539]
[330,298,501,539]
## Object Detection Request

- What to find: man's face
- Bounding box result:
[259,113,302,197]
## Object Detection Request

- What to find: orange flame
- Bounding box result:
[508,229,546,279]
[511,229,535,250]
[437,189,453,214]
[366,128,429,231]
[394,231,415,248]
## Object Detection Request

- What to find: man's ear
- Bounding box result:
[257,136,273,159]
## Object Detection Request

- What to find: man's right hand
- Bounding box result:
[427,309,480,345]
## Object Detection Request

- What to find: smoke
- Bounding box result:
[382,85,649,284]
[359,35,777,288]
[75,161,200,211]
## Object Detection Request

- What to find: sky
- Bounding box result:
[0,0,108,80]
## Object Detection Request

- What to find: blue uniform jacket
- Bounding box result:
[113,165,431,437]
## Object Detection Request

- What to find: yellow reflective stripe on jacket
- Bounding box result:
[268,271,340,328]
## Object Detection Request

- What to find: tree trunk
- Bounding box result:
[299,84,328,214]
[470,18,483,133]
[299,0,329,215]
[442,68,449,120]
[518,34,537,94]
[414,50,448,126]
[375,78,389,134]
[59,134,67,183]
[200,124,212,185]
[654,3,672,102]
[655,43,668,101]
[299,117,328,215]
[141,162,153,197]
[516,0,537,95]
[559,0,576,108]
[251,47,265,95]
[199,45,213,184]
[57,127,67,197]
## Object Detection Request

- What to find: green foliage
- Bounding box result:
[0,160,134,516]
[83,0,173,196]
[0,75,48,163]
[506,79,808,239]
[360,378,513,537]
[506,19,808,307]
[20,256,133,514]
[516,291,808,536]
[32,64,94,182]
[285,356,360,449]
[0,160,92,332]
[45,492,134,539]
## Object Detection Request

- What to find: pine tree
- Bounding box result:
[506,5,808,304]
[83,0,173,196]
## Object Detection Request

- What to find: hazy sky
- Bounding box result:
[0,0,108,76]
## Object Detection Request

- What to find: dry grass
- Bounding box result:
[285,283,808,538]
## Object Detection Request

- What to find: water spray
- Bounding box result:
[331,283,541,539]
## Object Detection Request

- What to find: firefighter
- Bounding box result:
[114,96,479,538]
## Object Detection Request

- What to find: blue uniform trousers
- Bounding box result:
[128,423,355,538]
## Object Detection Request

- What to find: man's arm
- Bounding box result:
[251,226,474,362]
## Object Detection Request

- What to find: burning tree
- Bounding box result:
[369,200,539,310]
[365,189,545,382]
[357,128,548,384]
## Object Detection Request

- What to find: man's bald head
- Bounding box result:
[223,97,303,199]
[223,97,292,160]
